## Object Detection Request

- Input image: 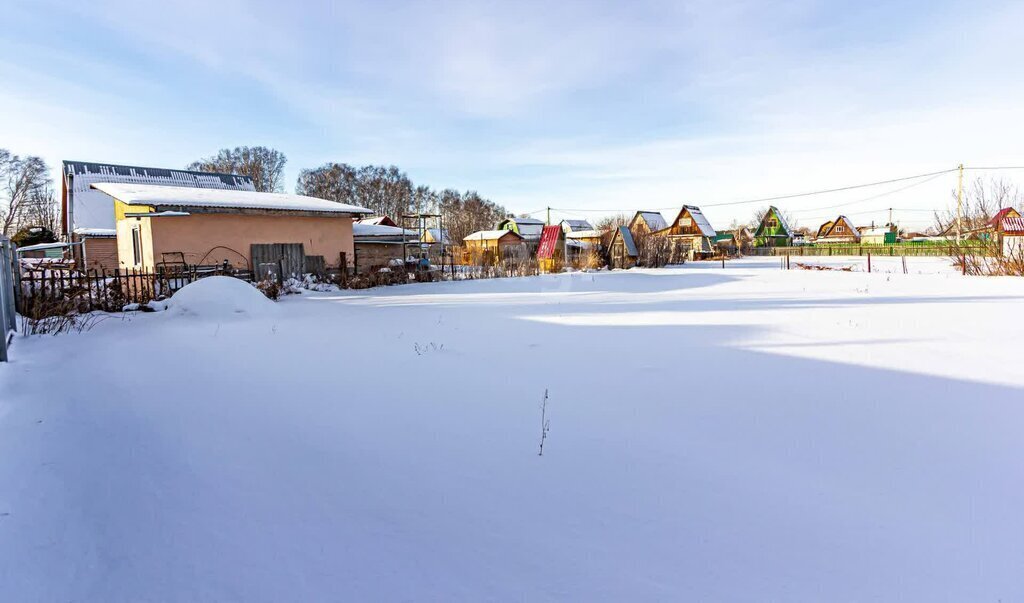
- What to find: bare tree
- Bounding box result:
[933,176,1022,235]
[1,152,51,237]
[189,146,287,192]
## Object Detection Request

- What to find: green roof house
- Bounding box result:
[753,206,793,247]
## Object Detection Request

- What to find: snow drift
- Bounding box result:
[166,276,277,318]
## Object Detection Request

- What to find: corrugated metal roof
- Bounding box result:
[537,225,562,259]
[92,183,372,215]
[64,160,258,231]
[683,205,716,237]
[1002,217,1024,234]
[560,219,594,232]
[635,211,667,231]
[990,207,1021,228]
[616,226,638,257]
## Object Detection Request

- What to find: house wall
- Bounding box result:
[354,242,403,272]
[117,212,354,270]
[117,217,155,269]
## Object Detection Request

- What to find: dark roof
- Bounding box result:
[63,160,255,189]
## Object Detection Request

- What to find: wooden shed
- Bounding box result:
[462,230,526,265]
[608,226,638,269]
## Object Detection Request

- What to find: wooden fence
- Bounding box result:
[1,238,18,361]
[17,266,252,315]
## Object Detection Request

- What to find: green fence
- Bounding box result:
[749,244,992,257]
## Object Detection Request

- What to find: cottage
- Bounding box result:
[462,230,527,265]
[656,205,717,261]
[352,221,419,273]
[62,161,256,270]
[714,227,753,255]
[608,226,638,269]
[815,215,860,243]
[497,217,545,241]
[753,206,793,247]
[815,220,834,239]
[1001,217,1024,257]
[985,208,1023,248]
[629,211,668,235]
[91,183,371,275]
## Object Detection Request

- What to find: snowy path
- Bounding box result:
[2,259,1024,601]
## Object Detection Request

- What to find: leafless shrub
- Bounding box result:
[19,297,106,336]
[955,243,1024,276]
[633,230,671,267]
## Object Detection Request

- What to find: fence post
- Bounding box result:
[0,238,17,361]
[867,252,871,273]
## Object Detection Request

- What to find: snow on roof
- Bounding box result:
[822,215,860,238]
[16,242,70,252]
[1002,217,1024,234]
[73,227,117,237]
[91,183,372,215]
[861,227,893,237]
[565,229,603,239]
[506,217,545,225]
[64,160,256,231]
[682,206,716,237]
[353,223,417,238]
[560,219,594,231]
[358,216,397,226]
[464,230,523,242]
[635,211,668,231]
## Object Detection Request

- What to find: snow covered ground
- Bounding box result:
[2,257,1024,601]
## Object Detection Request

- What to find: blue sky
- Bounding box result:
[2,0,1023,229]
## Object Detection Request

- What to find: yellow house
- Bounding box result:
[91,182,371,273]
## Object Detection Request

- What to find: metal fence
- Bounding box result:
[1,238,18,361]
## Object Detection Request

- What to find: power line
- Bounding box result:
[789,172,948,214]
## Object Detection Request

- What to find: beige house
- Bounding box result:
[91,183,371,273]
[462,230,526,265]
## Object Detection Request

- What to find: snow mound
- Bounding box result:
[167,276,277,319]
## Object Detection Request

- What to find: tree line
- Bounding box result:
[184,146,511,242]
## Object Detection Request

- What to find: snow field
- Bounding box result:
[1,257,1023,601]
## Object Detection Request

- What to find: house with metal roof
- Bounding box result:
[91,182,370,275]
[655,205,718,261]
[1001,216,1024,257]
[629,211,668,235]
[61,160,257,270]
[753,206,793,247]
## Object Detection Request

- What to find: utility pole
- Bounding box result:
[888,207,893,226]
[546,206,551,226]
[956,163,964,242]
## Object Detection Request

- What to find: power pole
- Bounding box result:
[956,163,964,242]
[888,207,893,226]
[546,206,551,226]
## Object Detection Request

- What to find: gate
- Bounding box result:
[251,243,305,282]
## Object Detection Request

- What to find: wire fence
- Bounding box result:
[747,244,992,257]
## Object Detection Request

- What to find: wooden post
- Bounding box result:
[867,252,871,273]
